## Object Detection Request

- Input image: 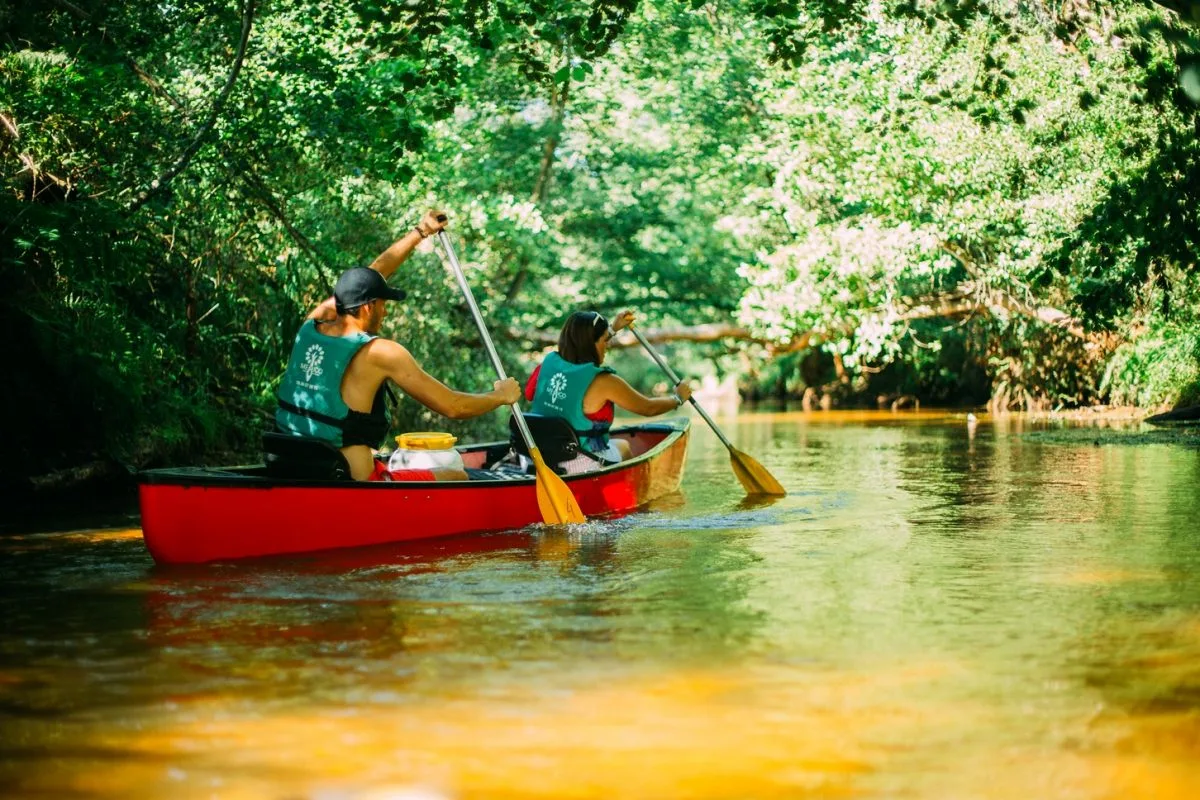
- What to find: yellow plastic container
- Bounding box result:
[388,431,464,473]
[395,432,457,450]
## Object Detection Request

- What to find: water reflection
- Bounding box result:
[0,412,1198,798]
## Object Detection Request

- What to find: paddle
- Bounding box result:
[629,325,786,496]
[434,229,587,525]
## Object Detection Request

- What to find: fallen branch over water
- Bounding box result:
[27,460,131,493]
[510,282,1093,354]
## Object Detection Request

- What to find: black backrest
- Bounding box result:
[263,432,352,481]
[508,413,585,464]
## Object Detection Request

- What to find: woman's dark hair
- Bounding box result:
[557,311,608,366]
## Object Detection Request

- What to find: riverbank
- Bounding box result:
[1022,405,1159,423]
[6,404,1195,534]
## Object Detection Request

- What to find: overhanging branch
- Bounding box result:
[510,323,810,352]
[125,0,257,214]
[938,245,1088,338]
[508,280,1091,357]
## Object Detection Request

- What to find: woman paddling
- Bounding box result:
[525,310,692,470]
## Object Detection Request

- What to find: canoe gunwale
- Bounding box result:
[138,419,689,489]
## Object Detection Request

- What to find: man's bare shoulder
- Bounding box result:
[362,338,413,367]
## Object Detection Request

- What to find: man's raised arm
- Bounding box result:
[368,209,448,280]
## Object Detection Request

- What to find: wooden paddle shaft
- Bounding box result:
[629,326,734,451]
[435,231,540,452]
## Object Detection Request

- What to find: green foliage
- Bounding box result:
[1099,264,1200,409]
[1102,325,1200,408]
[730,0,1199,408]
[877,322,990,404]
[2,0,1199,482]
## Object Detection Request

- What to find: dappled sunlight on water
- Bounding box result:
[1,412,1198,798]
[0,527,144,551]
[1034,568,1167,586]
[5,658,1199,800]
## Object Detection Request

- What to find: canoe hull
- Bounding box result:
[139,420,688,564]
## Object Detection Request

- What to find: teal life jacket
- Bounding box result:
[275,320,387,447]
[529,351,616,453]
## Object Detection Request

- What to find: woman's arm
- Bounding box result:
[590,373,691,417]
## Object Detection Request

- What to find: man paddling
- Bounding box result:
[275,210,521,480]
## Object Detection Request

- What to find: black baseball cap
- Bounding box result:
[333,267,407,313]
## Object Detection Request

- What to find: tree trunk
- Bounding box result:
[185,259,198,359]
[939,243,1089,339]
[504,68,570,305]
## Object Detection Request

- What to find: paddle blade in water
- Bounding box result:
[529,447,587,524]
[629,324,783,498]
[729,448,786,496]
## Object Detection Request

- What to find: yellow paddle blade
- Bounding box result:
[729,448,786,496]
[529,447,587,524]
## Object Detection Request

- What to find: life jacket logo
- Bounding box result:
[301,345,325,381]
[548,372,568,405]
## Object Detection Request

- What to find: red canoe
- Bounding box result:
[139,419,689,564]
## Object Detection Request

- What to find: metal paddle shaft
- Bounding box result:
[629,326,732,449]
[434,231,586,523]
[435,232,535,446]
[629,325,786,496]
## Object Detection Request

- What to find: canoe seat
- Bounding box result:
[508,413,602,471]
[263,432,352,481]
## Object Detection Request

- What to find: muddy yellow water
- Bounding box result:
[2,412,1199,799]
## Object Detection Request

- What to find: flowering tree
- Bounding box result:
[730,0,1198,406]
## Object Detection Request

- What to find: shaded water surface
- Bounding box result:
[1,412,1199,798]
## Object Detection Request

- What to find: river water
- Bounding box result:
[1,411,1198,799]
